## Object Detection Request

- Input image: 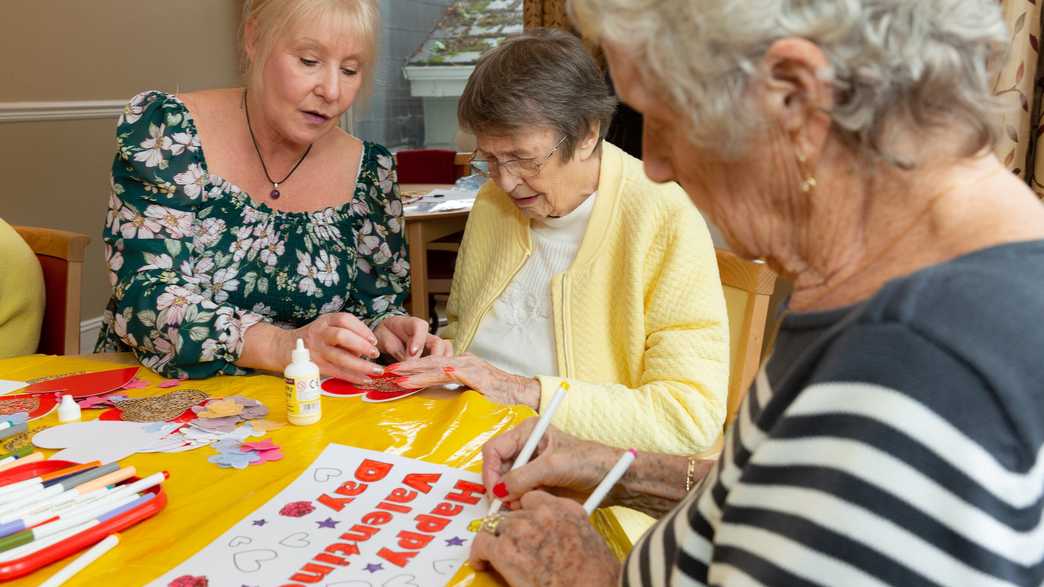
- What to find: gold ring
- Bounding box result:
[478,513,505,536]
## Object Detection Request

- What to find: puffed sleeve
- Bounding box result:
[102,91,263,378]
[342,143,410,329]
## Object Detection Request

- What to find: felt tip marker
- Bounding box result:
[487,382,569,516]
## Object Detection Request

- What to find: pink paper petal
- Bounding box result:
[241,440,279,452]
[250,450,284,464]
[77,392,130,409]
[157,379,181,388]
[120,377,150,390]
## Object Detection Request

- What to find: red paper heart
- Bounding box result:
[320,375,421,403]
[21,367,140,399]
[0,393,58,421]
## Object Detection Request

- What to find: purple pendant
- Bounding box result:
[270,189,281,199]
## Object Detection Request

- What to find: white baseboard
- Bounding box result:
[0,100,125,123]
[80,316,104,354]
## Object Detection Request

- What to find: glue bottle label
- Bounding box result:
[285,377,320,416]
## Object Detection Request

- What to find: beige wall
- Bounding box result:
[0,1,243,337]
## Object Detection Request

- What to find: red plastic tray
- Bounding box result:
[0,459,167,581]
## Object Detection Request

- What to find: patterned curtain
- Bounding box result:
[995,0,1044,200]
[523,0,568,30]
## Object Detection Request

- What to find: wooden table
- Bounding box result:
[401,184,471,324]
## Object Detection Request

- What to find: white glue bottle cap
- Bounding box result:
[292,338,310,364]
[57,394,81,423]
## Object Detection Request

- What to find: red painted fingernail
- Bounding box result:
[443,366,456,375]
[492,483,508,498]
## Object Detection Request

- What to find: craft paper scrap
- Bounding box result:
[151,443,488,587]
[0,380,27,395]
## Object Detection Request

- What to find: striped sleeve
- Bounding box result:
[624,320,1044,586]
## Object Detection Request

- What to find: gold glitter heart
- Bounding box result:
[114,389,209,422]
[0,397,39,416]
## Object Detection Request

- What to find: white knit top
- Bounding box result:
[468,193,597,377]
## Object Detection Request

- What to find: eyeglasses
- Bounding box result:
[469,135,567,179]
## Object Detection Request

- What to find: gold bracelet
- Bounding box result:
[685,455,698,492]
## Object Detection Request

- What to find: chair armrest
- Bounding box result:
[13,226,90,262]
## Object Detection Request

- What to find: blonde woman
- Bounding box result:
[97,0,450,380]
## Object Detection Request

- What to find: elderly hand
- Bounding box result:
[392,354,541,410]
[373,315,452,361]
[469,490,621,586]
[288,312,384,384]
[482,419,624,507]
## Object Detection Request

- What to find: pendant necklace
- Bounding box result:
[243,90,313,199]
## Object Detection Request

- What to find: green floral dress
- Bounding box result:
[96,91,410,379]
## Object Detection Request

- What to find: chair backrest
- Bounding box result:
[716,249,777,427]
[395,149,457,184]
[13,226,90,355]
[453,152,471,180]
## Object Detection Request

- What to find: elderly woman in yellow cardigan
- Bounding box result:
[394,29,729,455]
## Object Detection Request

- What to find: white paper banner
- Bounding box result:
[151,444,489,586]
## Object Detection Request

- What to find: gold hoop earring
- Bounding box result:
[796,153,817,193]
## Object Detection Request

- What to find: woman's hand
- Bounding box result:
[373,315,452,361]
[468,490,621,585]
[392,354,541,409]
[481,419,624,506]
[287,312,385,384]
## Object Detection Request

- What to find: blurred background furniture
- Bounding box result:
[395,148,458,184]
[13,225,90,355]
[398,151,476,331]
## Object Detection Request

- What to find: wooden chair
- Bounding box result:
[716,249,777,427]
[13,226,90,355]
[395,149,458,184]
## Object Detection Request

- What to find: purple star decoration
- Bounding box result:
[316,517,339,529]
[445,536,466,546]
[364,563,383,574]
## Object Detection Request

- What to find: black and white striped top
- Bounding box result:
[624,241,1044,586]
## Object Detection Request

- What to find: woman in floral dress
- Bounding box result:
[96,0,450,380]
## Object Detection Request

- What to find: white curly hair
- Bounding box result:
[569,0,1009,164]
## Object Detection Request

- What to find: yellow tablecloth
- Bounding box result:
[0,354,539,586]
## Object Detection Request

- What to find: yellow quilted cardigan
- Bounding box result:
[442,142,729,454]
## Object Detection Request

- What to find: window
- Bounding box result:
[347,0,523,151]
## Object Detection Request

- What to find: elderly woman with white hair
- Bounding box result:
[394,29,729,456]
[466,1,1044,585]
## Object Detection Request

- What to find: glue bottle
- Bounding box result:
[284,338,321,425]
[57,394,81,423]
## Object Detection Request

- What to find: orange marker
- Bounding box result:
[39,462,102,484]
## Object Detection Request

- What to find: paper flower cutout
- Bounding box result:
[279,501,315,518]
[168,575,209,587]
[245,419,284,433]
[208,451,261,469]
[208,437,283,469]
[241,439,278,452]
[196,398,243,418]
